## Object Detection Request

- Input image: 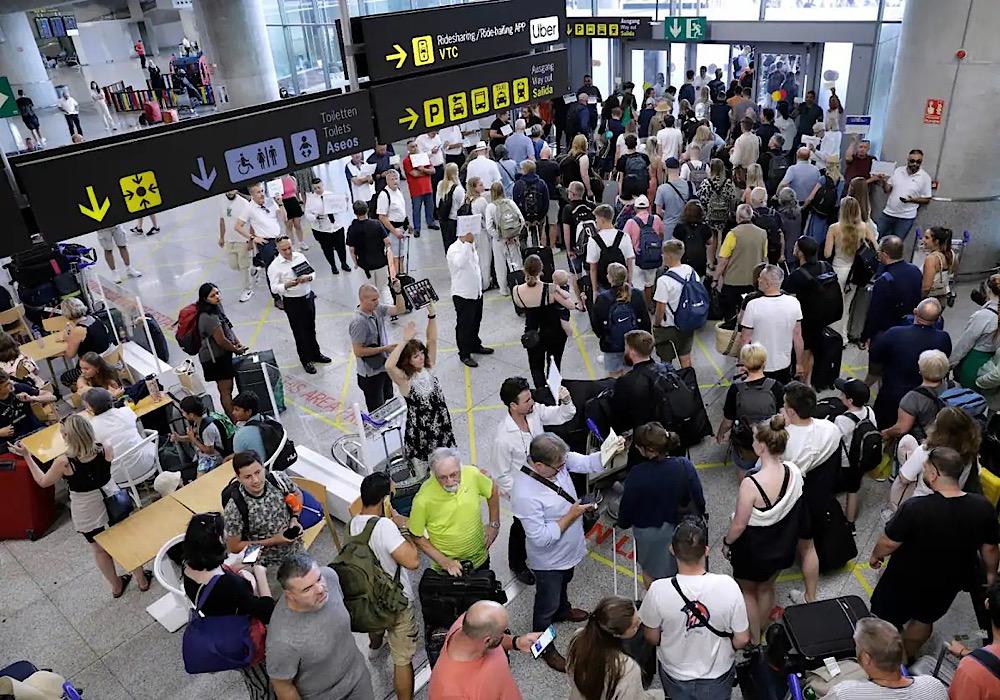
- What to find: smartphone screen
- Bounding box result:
[531,625,557,658]
[242,545,261,564]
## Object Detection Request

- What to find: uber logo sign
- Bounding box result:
[530,16,560,44]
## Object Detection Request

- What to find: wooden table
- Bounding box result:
[94,497,192,571]
[132,394,173,419]
[20,333,68,397]
[169,459,233,513]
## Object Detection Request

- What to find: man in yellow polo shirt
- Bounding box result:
[409,447,500,575]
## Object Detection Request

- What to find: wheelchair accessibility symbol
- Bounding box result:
[120,171,161,212]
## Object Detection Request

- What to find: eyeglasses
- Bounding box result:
[908,158,922,165]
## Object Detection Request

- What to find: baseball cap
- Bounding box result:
[834,378,870,406]
[634,195,650,209]
[664,157,680,169]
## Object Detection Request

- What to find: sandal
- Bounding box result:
[112,573,132,599]
[138,569,153,592]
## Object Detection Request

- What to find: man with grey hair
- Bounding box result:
[741,263,804,383]
[408,447,500,576]
[494,144,518,197]
[653,238,697,367]
[713,203,768,320]
[778,147,821,204]
[267,553,376,699]
[505,117,535,165]
[349,282,406,411]
[820,618,948,698]
[512,432,621,672]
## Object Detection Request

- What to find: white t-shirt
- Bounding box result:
[467,157,502,192]
[656,127,684,160]
[679,160,704,181]
[899,444,973,499]
[784,419,842,476]
[219,194,251,244]
[415,133,445,167]
[585,228,635,265]
[834,405,875,466]
[239,199,282,239]
[376,187,407,222]
[653,263,696,328]
[348,514,413,602]
[346,162,376,203]
[638,572,749,682]
[883,167,932,220]
[741,295,802,372]
[439,126,464,156]
[825,676,948,699]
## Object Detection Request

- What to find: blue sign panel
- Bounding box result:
[224,138,289,184]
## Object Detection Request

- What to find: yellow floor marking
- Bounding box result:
[246,305,272,347]
[570,317,596,380]
[695,334,726,380]
[465,365,477,464]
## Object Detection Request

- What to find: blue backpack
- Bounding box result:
[602,290,639,352]
[664,269,711,332]
[633,215,663,270]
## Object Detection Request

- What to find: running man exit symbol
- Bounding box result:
[120,171,161,212]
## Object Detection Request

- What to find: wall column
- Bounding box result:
[0,12,57,107]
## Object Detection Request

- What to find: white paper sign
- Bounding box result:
[266,179,283,198]
[409,152,430,168]
[388,154,401,166]
[322,192,348,214]
[457,214,482,237]
[563,93,576,105]
[600,427,620,466]
[546,362,562,400]
[359,163,377,176]
[871,160,897,177]
[801,135,821,149]
[844,115,871,134]
[500,124,513,136]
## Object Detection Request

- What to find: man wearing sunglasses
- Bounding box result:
[876,149,932,240]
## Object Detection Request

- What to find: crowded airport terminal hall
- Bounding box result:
[1,0,999,697]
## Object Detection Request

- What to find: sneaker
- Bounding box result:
[113,272,123,284]
[130,226,144,236]
[340,263,352,272]
[126,267,142,278]
[300,242,310,251]
[239,289,254,303]
[146,227,160,236]
[788,589,808,606]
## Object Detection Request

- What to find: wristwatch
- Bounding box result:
[487,521,501,529]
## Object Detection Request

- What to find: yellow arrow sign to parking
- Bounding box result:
[78,186,110,222]
[385,43,408,69]
[398,107,419,130]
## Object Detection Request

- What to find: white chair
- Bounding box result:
[112,429,161,506]
[147,533,191,632]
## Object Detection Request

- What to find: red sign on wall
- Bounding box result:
[924,98,945,125]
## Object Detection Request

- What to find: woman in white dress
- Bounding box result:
[89,81,117,131]
[824,196,876,339]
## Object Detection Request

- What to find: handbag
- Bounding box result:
[518,284,547,350]
[182,576,257,674]
[101,483,134,525]
[518,465,599,532]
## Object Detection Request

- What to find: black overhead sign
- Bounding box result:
[565,17,652,40]
[10,90,374,241]
[370,49,569,145]
[0,175,32,258]
[353,0,565,82]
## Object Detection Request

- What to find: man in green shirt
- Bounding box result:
[409,447,500,575]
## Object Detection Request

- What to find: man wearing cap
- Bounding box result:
[466,141,502,194]
[654,157,695,239]
[622,195,664,308]
[832,378,875,533]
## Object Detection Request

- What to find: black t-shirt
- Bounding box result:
[616,153,651,200]
[16,97,35,119]
[723,376,785,421]
[884,492,999,591]
[346,219,389,271]
[782,260,828,326]
[536,160,561,202]
[0,381,41,440]
[184,570,276,623]
[755,123,779,149]
[489,118,508,151]
[672,222,714,277]
[560,199,595,249]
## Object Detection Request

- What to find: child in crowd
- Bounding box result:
[172,396,231,477]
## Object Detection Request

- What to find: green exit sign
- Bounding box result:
[0,77,18,119]
[664,16,707,42]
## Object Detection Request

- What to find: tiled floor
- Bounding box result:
[2,97,986,697]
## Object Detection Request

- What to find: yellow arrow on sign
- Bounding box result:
[398,107,419,130]
[79,185,111,222]
[385,43,408,69]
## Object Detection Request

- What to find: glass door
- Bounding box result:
[754,44,808,109]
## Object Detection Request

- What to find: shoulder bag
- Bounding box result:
[518,464,599,532]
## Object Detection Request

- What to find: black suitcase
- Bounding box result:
[391,234,414,313]
[234,349,286,413]
[766,595,871,675]
[847,283,872,344]
[94,308,129,345]
[810,327,843,391]
[9,242,69,288]
[522,228,554,282]
[813,499,858,573]
[132,314,170,362]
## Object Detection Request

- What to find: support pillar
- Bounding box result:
[0,12,57,107]
[193,0,279,109]
[879,0,1000,275]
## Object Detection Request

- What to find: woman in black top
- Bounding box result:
[14,414,150,597]
[512,255,580,390]
[183,512,276,699]
[59,297,112,387]
[672,201,715,278]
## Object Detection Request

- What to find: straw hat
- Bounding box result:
[654,100,672,113]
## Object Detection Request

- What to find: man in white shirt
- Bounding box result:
[376,169,409,275]
[345,152,376,207]
[876,149,932,240]
[415,129,446,194]
[466,142,502,193]
[653,239,697,368]
[640,520,750,699]
[832,378,875,530]
[438,125,465,168]
[585,204,635,293]
[678,145,706,182]
[740,264,805,384]
[730,118,761,169]
[267,237,331,374]
[351,472,421,700]
[656,114,684,161]
[693,65,709,92]
[218,191,255,302]
[492,377,576,585]
[57,89,82,137]
[302,177,352,275]
[447,230,493,367]
[236,182,287,307]
[511,432,614,671]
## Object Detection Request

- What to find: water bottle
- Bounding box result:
[145,374,162,401]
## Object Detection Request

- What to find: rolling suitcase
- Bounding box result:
[847,283,872,344]
[234,349,286,413]
[521,228,554,282]
[765,595,870,675]
[612,527,656,688]
[810,327,843,391]
[392,234,415,314]
[0,453,58,540]
[132,313,170,362]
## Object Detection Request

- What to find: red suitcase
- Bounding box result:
[0,453,58,540]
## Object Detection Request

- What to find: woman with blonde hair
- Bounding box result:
[462,176,492,288]
[511,254,579,388]
[716,343,785,473]
[845,176,878,237]
[484,181,524,296]
[435,162,464,252]
[802,155,844,249]
[645,137,664,202]
[824,196,876,336]
[13,414,151,597]
[592,262,650,377]
[742,163,765,205]
[560,134,593,199]
[59,297,112,387]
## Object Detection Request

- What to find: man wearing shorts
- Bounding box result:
[95,224,141,283]
[218,191,255,302]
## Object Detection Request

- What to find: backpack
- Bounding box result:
[613,201,637,230]
[752,207,783,264]
[623,153,649,192]
[633,215,663,270]
[766,152,790,193]
[493,199,524,240]
[848,240,879,288]
[704,181,731,222]
[435,184,456,220]
[686,161,709,188]
[222,471,296,541]
[201,412,236,456]
[810,176,839,220]
[575,219,598,260]
[844,408,882,473]
[248,415,298,471]
[638,363,702,441]
[594,231,628,288]
[915,386,988,428]
[664,269,711,332]
[601,290,638,352]
[331,517,409,633]
[175,303,201,355]
[521,180,548,222]
[798,262,844,327]
[732,379,777,448]
[456,199,473,217]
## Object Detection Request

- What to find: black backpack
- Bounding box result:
[752,207,783,264]
[844,408,881,473]
[248,415,298,471]
[623,153,649,193]
[594,231,627,288]
[732,379,778,448]
[810,176,839,220]
[637,363,701,445]
[222,471,295,540]
[456,199,473,217]
[765,152,790,195]
[798,262,844,327]
[848,240,879,288]
[521,180,548,222]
